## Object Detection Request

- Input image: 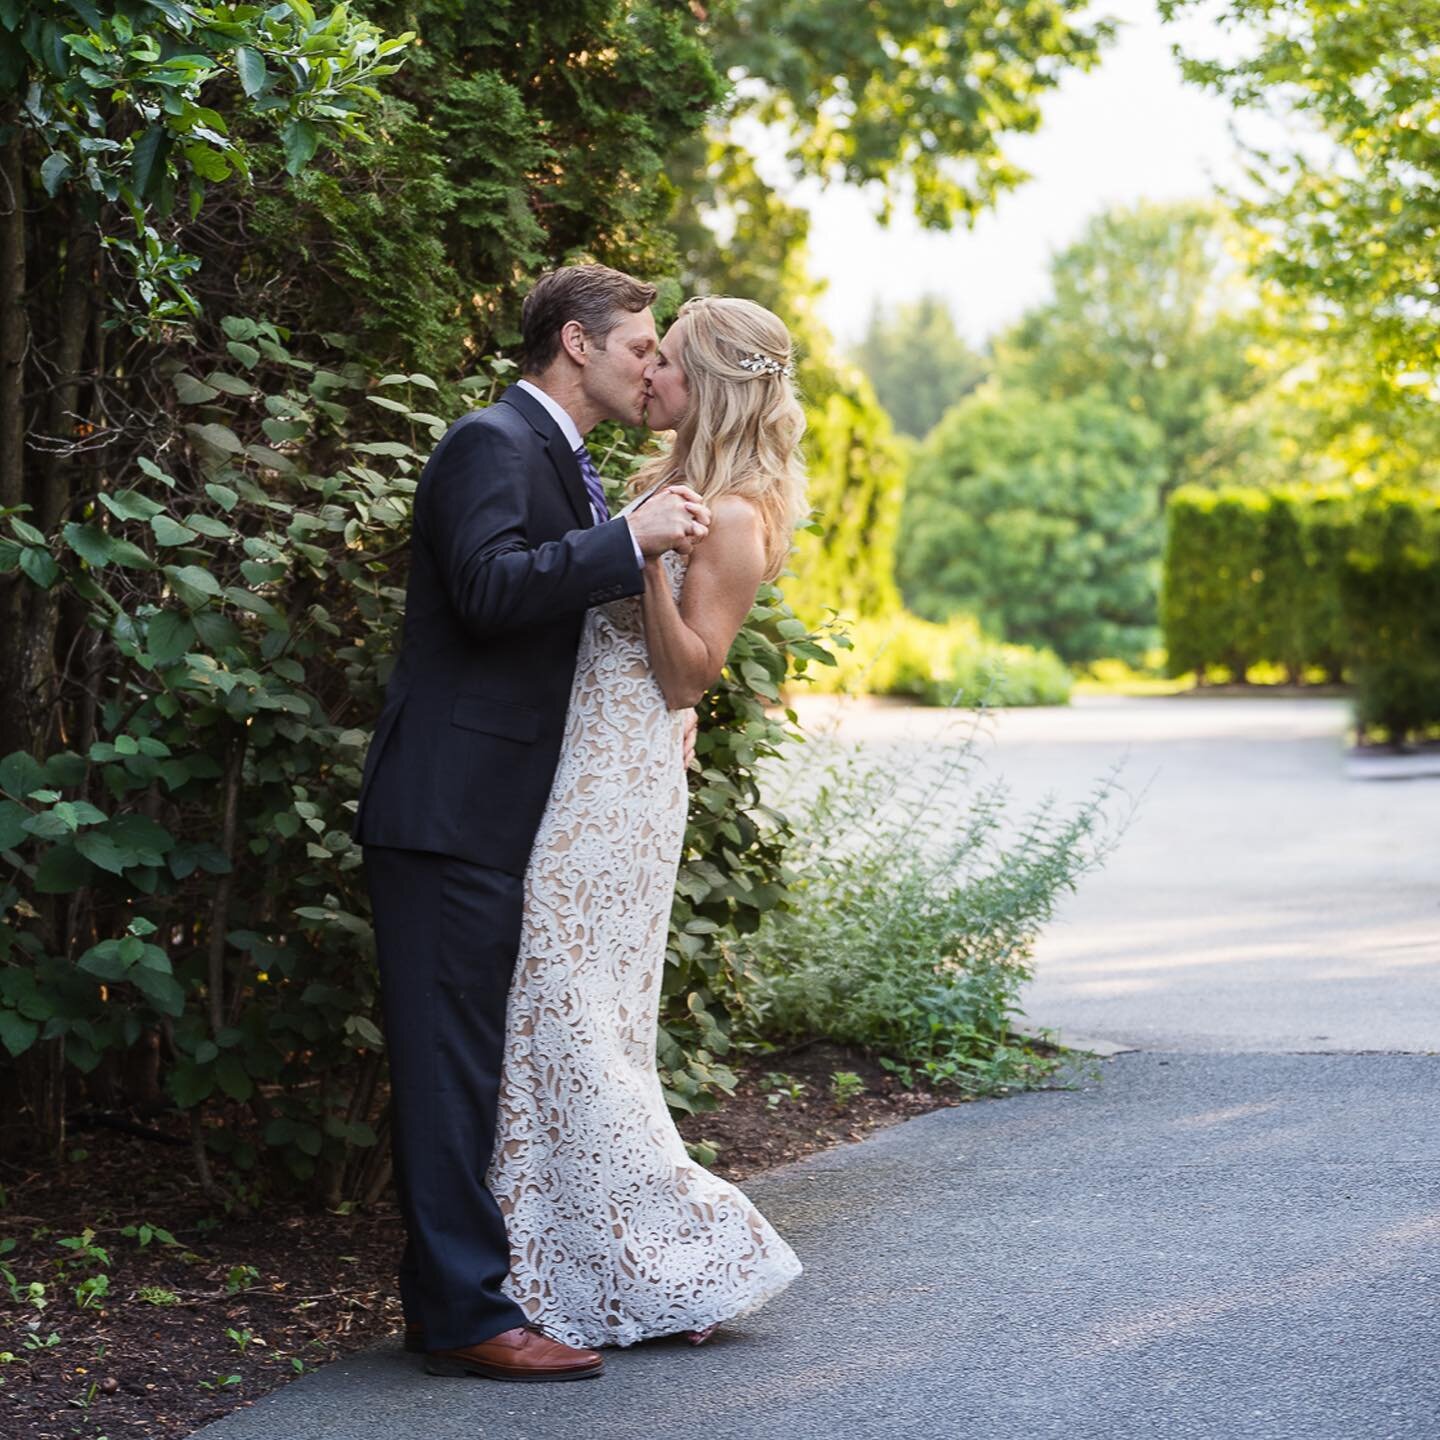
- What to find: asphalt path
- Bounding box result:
[198,696,1440,1440]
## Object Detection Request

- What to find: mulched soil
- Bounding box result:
[0,1041,973,1440]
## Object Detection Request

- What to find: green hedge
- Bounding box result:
[1161,484,1440,738]
[1341,491,1440,739]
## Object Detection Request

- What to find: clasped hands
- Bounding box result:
[626,484,711,559]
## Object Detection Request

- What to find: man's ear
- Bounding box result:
[559,320,589,366]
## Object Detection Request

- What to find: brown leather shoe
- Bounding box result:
[424,1324,603,1382]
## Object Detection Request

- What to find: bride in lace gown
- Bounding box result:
[487,297,808,1348]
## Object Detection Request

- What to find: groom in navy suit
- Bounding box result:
[353,266,709,1381]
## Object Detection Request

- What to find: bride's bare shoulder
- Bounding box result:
[707,492,763,536]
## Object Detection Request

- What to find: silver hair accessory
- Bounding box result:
[737,351,795,379]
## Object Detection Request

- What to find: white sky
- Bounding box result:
[755,0,1297,349]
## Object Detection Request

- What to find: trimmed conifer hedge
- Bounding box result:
[1161,485,1440,739]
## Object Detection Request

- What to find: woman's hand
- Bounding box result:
[681,708,699,768]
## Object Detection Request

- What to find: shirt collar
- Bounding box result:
[516,379,584,453]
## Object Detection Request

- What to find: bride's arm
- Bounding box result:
[641,494,768,711]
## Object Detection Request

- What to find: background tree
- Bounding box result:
[202,0,723,374]
[992,200,1273,502]
[898,387,1166,664]
[709,0,1117,226]
[851,296,987,440]
[1160,0,1440,490]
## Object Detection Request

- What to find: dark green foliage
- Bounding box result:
[0,325,836,1183]
[899,389,1167,664]
[739,725,1124,1093]
[1160,485,1440,738]
[1159,487,1269,679]
[992,201,1272,501]
[851,297,987,439]
[233,0,724,370]
[0,322,426,1194]
[0,0,411,328]
[1340,492,1440,741]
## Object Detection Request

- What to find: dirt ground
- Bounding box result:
[0,1041,975,1439]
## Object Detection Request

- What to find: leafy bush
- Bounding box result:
[0,319,834,1194]
[802,612,1071,707]
[898,388,1166,665]
[1161,483,1440,738]
[735,718,1125,1092]
[1159,485,1270,679]
[1340,490,1440,741]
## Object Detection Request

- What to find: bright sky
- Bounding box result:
[761,0,1294,349]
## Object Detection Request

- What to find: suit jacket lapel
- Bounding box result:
[497,384,594,531]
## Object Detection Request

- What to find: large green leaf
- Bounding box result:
[0,752,46,800]
[99,488,165,522]
[169,1061,214,1108]
[130,125,167,201]
[165,563,222,605]
[215,1053,253,1101]
[0,1009,38,1058]
[185,423,244,455]
[152,514,199,546]
[19,546,59,588]
[78,939,132,981]
[235,45,267,97]
[281,118,319,174]
[132,967,185,1018]
[107,813,175,855]
[39,151,71,196]
[173,371,220,404]
[0,800,28,849]
[147,610,194,662]
[34,843,94,893]
[75,831,131,875]
[63,522,115,567]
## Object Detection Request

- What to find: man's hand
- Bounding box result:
[627,485,711,558]
[681,707,699,769]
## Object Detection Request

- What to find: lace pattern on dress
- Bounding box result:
[487,551,802,1347]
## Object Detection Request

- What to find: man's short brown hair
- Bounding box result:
[520,265,658,374]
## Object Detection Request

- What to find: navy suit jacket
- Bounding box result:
[351,384,645,874]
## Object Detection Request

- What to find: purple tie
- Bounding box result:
[573,443,609,526]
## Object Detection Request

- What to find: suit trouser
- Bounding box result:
[363,844,530,1350]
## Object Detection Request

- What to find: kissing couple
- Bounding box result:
[351,264,808,1381]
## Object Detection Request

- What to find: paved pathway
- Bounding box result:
[200,696,1440,1440]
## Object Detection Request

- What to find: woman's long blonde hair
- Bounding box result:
[631,296,808,581]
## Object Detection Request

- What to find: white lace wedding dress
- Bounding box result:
[486,550,802,1348]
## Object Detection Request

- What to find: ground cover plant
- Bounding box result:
[737,708,1127,1094]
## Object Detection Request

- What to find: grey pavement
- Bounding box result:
[200,696,1440,1440]
[796,694,1440,1055]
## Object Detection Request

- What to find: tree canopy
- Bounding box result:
[852,296,987,439]
[1160,0,1440,486]
[992,201,1271,500]
[898,387,1165,664]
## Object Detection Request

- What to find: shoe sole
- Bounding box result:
[423,1356,604,1382]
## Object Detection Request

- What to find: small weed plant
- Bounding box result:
[225,1264,260,1294]
[761,1072,807,1108]
[739,706,1127,1093]
[829,1071,866,1107]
